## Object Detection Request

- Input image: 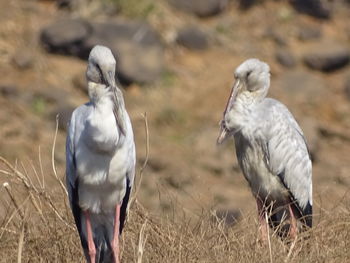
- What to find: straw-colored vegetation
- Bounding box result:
[0,124,349,263]
[1,0,350,262]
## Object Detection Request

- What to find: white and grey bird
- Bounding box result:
[66,45,136,263]
[217,59,312,239]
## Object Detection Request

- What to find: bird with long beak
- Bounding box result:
[217,59,312,240]
[66,45,136,262]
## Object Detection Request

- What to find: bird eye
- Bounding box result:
[246,71,252,78]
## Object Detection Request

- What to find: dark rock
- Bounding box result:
[40,19,91,56]
[81,21,164,84]
[344,76,350,101]
[168,0,228,17]
[212,209,241,227]
[57,0,75,9]
[275,49,296,68]
[12,50,34,69]
[298,25,322,41]
[0,85,19,99]
[264,27,287,46]
[290,0,331,19]
[176,27,209,50]
[274,70,327,104]
[52,104,75,131]
[146,157,167,172]
[34,88,68,105]
[303,44,350,72]
[239,0,258,10]
[41,19,164,85]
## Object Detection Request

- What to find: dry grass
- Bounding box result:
[1,160,350,263]
[0,119,350,262]
[0,158,350,263]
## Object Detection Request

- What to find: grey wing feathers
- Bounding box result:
[66,112,77,208]
[263,100,312,210]
[65,111,88,249]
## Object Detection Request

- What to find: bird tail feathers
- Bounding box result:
[80,215,115,263]
[93,226,114,263]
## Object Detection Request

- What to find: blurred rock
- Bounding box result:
[81,21,164,84]
[41,19,163,85]
[264,27,287,46]
[34,88,68,105]
[275,49,296,68]
[40,19,91,56]
[56,0,75,9]
[298,25,322,41]
[275,70,327,103]
[238,0,257,10]
[344,75,350,101]
[168,0,228,17]
[0,85,19,99]
[303,44,350,72]
[176,27,209,50]
[212,209,241,227]
[12,50,34,69]
[290,0,331,19]
[52,104,75,131]
[299,118,320,161]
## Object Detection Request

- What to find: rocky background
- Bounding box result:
[0,0,350,223]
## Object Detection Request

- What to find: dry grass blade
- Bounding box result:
[284,236,297,263]
[38,146,45,188]
[265,212,273,263]
[130,112,149,207]
[17,219,25,263]
[137,219,148,263]
[52,115,68,196]
[0,157,30,188]
[3,182,24,220]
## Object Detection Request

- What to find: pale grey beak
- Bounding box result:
[217,79,241,144]
[104,70,116,88]
[217,121,229,144]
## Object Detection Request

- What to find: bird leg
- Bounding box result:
[111,204,121,263]
[85,211,96,263]
[256,198,268,243]
[288,204,298,239]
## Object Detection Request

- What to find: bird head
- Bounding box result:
[86,45,117,88]
[86,45,127,135]
[217,58,270,144]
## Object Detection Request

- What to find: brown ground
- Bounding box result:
[0,0,350,262]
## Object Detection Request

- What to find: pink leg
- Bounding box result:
[257,198,268,242]
[111,204,121,263]
[85,211,96,263]
[288,205,298,239]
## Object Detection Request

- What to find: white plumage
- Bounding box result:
[66,45,135,263]
[218,59,312,239]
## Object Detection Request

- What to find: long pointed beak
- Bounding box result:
[104,70,116,88]
[217,121,229,144]
[217,79,241,144]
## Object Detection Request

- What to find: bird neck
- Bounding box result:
[88,81,128,138]
[237,87,268,107]
[231,89,267,121]
[88,82,113,106]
